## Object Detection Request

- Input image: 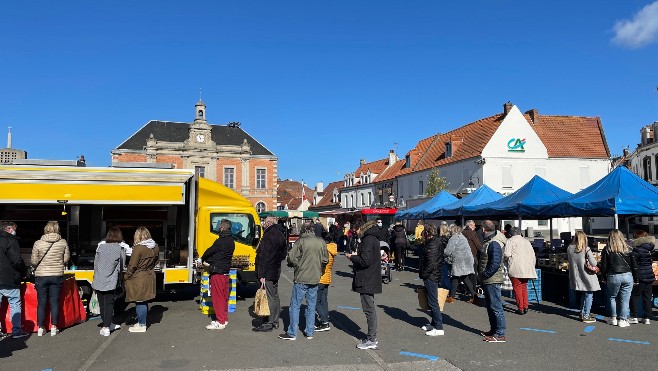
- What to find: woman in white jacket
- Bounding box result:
[504,227,537,314]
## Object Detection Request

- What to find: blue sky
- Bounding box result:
[1,1,657,188]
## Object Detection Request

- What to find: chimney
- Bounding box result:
[623,148,629,157]
[503,101,513,116]
[360,158,366,165]
[316,182,324,193]
[450,137,463,155]
[525,109,539,124]
[388,150,397,167]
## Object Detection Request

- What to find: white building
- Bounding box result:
[341,150,399,209]
[626,121,658,232]
[391,103,612,235]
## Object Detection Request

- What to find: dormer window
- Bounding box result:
[445,142,453,158]
[405,155,411,168]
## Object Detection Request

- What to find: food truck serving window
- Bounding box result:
[210,213,255,245]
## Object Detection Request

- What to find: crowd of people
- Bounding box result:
[2,216,655,350]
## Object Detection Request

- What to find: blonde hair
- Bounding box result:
[573,230,587,253]
[450,224,462,235]
[439,224,450,237]
[606,229,630,254]
[44,221,60,234]
[134,227,152,246]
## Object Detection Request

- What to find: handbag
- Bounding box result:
[501,264,513,291]
[583,249,599,275]
[253,283,270,317]
[28,242,55,281]
[89,291,101,316]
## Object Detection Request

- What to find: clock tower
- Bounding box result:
[189,98,212,145]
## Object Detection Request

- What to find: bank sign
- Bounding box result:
[507,138,526,152]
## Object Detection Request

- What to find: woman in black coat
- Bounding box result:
[419,224,444,336]
[629,230,656,324]
[346,220,382,350]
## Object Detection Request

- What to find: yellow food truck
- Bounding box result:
[0,163,261,294]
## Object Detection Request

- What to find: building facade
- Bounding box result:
[0,128,27,164]
[111,100,278,212]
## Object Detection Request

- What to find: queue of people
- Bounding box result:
[2,217,655,351]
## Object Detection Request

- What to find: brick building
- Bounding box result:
[111,100,278,212]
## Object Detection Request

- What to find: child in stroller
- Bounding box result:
[380,241,392,284]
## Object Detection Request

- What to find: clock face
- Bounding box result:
[196,134,205,143]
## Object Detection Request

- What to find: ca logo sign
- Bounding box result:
[507,138,526,152]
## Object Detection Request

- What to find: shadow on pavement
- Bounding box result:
[378,304,426,328]
[334,271,353,279]
[329,309,364,340]
[0,335,29,359]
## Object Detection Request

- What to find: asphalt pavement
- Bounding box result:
[1,253,656,371]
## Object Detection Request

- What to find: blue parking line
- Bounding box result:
[583,326,596,333]
[88,316,101,320]
[520,328,556,334]
[609,338,650,345]
[595,315,605,320]
[336,306,361,310]
[40,369,52,371]
[399,351,439,361]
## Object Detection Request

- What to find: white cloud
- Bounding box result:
[612,1,658,48]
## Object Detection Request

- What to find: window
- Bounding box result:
[223,167,235,189]
[256,202,266,213]
[502,166,512,188]
[643,157,652,181]
[210,213,256,246]
[195,166,205,178]
[350,195,354,208]
[419,180,424,195]
[367,192,372,206]
[445,142,452,158]
[538,220,548,226]
[256,168,266,189]
[405,155,411,168]
[580,166,590,189]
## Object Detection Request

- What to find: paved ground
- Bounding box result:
[2,254,656,371]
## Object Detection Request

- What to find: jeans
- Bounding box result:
[209,274,229,324]
[483,283,506,337]
[96,290,115,328]
[580,291,594,318]
[0,285,22,334]
[510,277,529,311]
[35,276,64,328]
[440,263,452,290]
[630,282,653,319]
[423,279,444,330]
[264,279,281,327]
[287,283,318,337]
[316,283,329,324]
[135,302,148,325]
[360,293,377,341]
[607,272,633,320]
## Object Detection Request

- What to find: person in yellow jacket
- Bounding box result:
[315,233,338,332]
[415,221,425,244]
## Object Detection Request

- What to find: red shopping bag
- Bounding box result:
[1,278,86,333]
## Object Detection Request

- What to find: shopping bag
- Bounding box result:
[253,284,270,317]
[89,291,101,316]
[438,288,449,311]
[501,264,513,292]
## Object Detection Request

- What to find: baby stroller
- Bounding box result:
[380,241,392,284]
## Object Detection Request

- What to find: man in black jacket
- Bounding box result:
[346,220,382,350]
[0,221,29,338]
[253,217,288,332]
[201,219,235,330]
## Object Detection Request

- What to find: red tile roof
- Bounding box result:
[353,158,390,177]
[314,180,343,207]
[529,114,609,159]
[376,160,405,182]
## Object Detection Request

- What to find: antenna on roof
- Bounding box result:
[393,142,398,152]
[199,88,202,100]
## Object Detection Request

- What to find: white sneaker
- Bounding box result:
[128,324,147,333]
[100,327,110,336]
[421,324,431,331]
[642,318,650,324]
[618,319,630,328]
[110,323,121,331]
[37,327,45,337]
[426,329,445,336]
[628,317,639,324]
[608,317,618,326]
[50,326,59,336]
[206,321,226,330]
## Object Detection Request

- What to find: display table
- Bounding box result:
[1,276,87,333]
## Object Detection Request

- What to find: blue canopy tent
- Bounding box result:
[465,176,572,219]
[543,166,658,220]
[430,184,503,220]
[395,190,458,220]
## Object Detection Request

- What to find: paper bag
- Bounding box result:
[253,284,270,317]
